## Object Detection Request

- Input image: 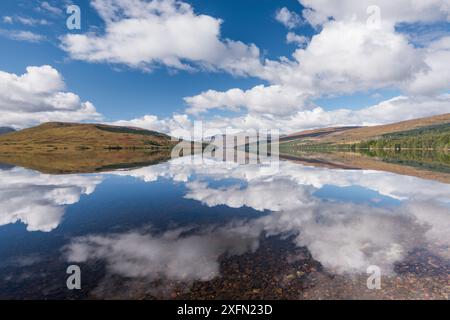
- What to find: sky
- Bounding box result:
[0,0,450,136]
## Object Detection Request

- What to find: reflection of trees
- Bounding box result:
[360,149,450,173]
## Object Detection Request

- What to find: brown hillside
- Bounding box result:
[283,113,450,145]
[281,126,360,142]
[0,122,178,152]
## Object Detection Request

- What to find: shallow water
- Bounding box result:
[0,154,449,299]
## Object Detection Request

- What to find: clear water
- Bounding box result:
[0,155,448,299]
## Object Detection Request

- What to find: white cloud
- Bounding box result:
[301,7,331,29]
[0,29,46,42]
[405,36,450,95]
[211,94,450,133]
[182,20,429,119]
[110,113,193,138]
[275,7,302,29]
[60,0,262,75]
[0,65,101,128]
[50,0,450,133]
[282,21,425,94]
[3,16,50,26]
[286,32,309,46]
[299,0,450,26]
[351,94,450,125]
[40,1,63,16]
[250,94,450,132]
[114,90,450,135]
[176,2,449,129]
[2,16,13,24]
[185,85,311,116]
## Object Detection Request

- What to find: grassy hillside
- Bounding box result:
[281,126,360,143]
[281,113,450,150]
[358,123,450,150]
[0,122,178,152]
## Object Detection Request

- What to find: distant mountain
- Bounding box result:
[281,113,450,148]
[0,127,15,135]
[0,122,179,152]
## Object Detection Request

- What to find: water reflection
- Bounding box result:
[0,167,102,232]
[0,153,449,299]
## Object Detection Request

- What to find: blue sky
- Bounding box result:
[1,0,303,120]
[0,0,449,134]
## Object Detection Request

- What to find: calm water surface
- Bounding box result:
[0,155,449,299]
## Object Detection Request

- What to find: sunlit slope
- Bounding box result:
[282,113,450,147]
[0,122,178,152]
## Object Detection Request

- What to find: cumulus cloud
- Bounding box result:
[0,65,101,128]
[174,2,449,130]
[348,94,450,124]
[180,94,450,134]
[57,0,450,132]
[299,0,450,26]
[185,85,311,116]
[257,20,426,94]
[275,7,302,29]
[289,21,425,94]
[60,0,262,75]
[405,36,450,95]
[182,19,438,120]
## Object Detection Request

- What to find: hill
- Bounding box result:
[281,126,361,143]
[281,113,450,149]
[0,122,178,152]
[0,127,15,135]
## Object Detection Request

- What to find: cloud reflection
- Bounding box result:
[0,167,102,232]
[2,154,448,286]
[62,155,450,287]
